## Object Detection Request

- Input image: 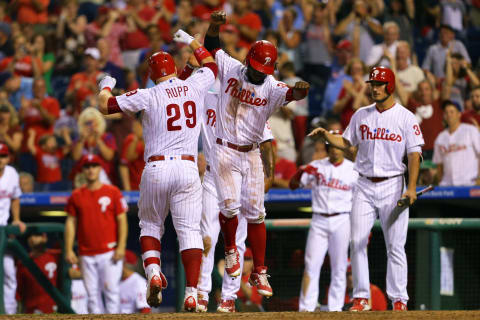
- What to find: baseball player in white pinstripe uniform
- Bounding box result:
[0,143,25,314]
[198,92,274,312]
[97,30,218,312]
[310,66,424,311]
[203,11,310,297]
[290,131,358,312]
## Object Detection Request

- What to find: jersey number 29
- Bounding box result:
[166,101,196,131]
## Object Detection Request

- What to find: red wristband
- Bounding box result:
[194,46,212,62]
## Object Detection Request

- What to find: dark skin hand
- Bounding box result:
[207,11,227,36]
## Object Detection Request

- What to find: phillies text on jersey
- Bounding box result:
[214,50,289,145]
[116,67,215,161]
[343,103,425,177]
[300,158,358,214]
[433,123,480,186]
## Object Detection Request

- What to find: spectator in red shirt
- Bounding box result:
[193,0,223,20]
[19,77,60,175]
[272,140,297,188]
[407,80,444,158]
[332,58,370,129]
[27,127,72,191]
[65,48,102,115]
[0,34,42,78]
[228,0,262,49]
[462,86,480,127]
[11,0,49,25]
[119,119,144,191]
[16,232,61,314]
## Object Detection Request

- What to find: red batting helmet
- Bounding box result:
[148,51,177,81]
[246,40,277,75]
[366,66,395,94]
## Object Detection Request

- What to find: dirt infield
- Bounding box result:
[4,311,480,320]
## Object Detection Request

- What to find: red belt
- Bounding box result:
[359,173,391,183]
[216,138,255,153]
[148,155,195,163]
[319,213,341,218]
[206,165,211,172]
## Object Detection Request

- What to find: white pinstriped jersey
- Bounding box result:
[201,92,274,165]
[433,123,480,186]
[116,67,216,160]
[300,158,358,214]
[0,165,21,226]
[343,103,425,177]
[214,49,290,145]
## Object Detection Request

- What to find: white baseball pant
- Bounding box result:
[299,213,350,312]
[198,169,248,300]
[138,159,203,252]
[350,175,409,303]
[4,254,17,314]
[80,250,123,314]
[212,144,265,222]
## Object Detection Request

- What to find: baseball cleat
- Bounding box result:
[393,301,407,311]
[217,299,235,312]
[146,274,163,307]
[248,266,273,297]
[184,287,198,312]
[197,293,208,312]
[224,248,241,277]
[349,298,371,311]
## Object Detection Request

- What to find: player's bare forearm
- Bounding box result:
[407,152,421,191]
[11,198,20,223]
[119,165,131,191]
[289,169,303,190]
[98,89,113,115]
[206,11,226,37]
[64,215,76,254]
[116,213,128,251]
[308,128,351,150]
[260,141,274,190]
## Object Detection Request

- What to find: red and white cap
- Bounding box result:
[80,154,103,167]
[0,143,10,155]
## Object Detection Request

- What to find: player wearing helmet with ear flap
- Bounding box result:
[190,10,309,300]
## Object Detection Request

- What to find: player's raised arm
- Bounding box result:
[204,11,226,55]
[173,29,218,78]
[97,76,119,115]
[286,81,310,102]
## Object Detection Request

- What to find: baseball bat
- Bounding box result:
[397,185,435,207]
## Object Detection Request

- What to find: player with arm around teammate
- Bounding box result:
[309,66,424,311]
[97,30,218,312]
[289,131,358,312]
[203,11,309,297]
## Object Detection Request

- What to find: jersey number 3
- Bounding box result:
[167,101,196,131]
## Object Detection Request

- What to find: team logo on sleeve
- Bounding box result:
[359,125,402,142]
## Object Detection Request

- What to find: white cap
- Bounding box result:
[85,47,100,60]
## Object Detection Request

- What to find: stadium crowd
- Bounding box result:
[0,0,478,315]
[0,0,477,193]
